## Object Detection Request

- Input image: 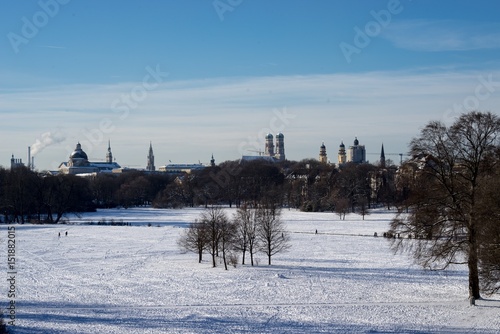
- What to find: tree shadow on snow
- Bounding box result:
[10,300,499,334]
[251,263,467,285]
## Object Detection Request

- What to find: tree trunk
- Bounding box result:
[268,254,272,266]
[222,250,228,270]
[198,249,203,263]
[249,245,254,266]
[468,225,481,299]
[468,256,480,299]
[54,212,63,224]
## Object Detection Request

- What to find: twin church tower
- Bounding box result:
[264,133,285,161]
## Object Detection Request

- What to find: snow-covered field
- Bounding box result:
[2,207,499,333]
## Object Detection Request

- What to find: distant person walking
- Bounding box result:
[65,231,68,236]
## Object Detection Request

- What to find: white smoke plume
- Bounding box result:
[31,131,66,156]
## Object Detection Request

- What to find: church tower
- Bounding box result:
[265,133,275,157]
[146,142,155,171]
[338,141,346,165]
[319,142,327,163]
[106,140,113,163]
[380,143,386,168]
[210,154,216,167]
[275,133,285,161]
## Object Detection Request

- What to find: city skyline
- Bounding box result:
[1,0,500,170]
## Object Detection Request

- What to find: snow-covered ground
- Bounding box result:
[2,207,499,333]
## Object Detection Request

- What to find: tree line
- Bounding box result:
[0,156,398,224]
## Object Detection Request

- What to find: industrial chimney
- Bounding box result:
[28,146,31,170]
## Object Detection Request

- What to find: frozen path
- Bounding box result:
[2,208,499,333]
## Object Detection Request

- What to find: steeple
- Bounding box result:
[146,142,155,171]
[210,154,215,167]
[380,143,386,168]
[275,133,285,161]
[319,142,327,163]
[338,141,346,165]
[106,139,113,163]
[265,133,275,157]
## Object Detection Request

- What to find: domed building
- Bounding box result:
[68,142,90,167]
[347,137,366,164]
[336,137,366,164]
[336,138,366,165]
[59,142,121,175]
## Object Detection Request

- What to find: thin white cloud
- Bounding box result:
[382,20,500,52]
[39,45,67,49]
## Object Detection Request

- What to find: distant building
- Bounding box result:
[319,142,327,164]
[347,137,366,164]
[146,142,155,171]
[338,141,346,165]
[10,155,25,169]
[336,137,366,165]
[265,133,275,157]
[158,163,206,174]
[59,142,121,175]
[106,140,113,163]
[58,142,97,175]
[380,143,386,168]
[241,132,286,163]
[275,133,285,161]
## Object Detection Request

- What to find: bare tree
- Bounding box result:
[200,206,232,268]
[233,204,259,266]
[256,205,291,265]
[391,111,500,300]
[219,215,235,270]
[45,174,94,224]
[177,220,208,263]
[333,196,349,220]
[356,195,370,220]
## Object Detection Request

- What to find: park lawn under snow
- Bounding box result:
[2,207,499,333]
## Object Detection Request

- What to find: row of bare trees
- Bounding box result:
[178,204,290,268]
[0,167,175,223]
[0,167,94,223]
[153,159,397,214]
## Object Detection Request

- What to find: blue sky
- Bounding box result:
[1,0,500,170]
